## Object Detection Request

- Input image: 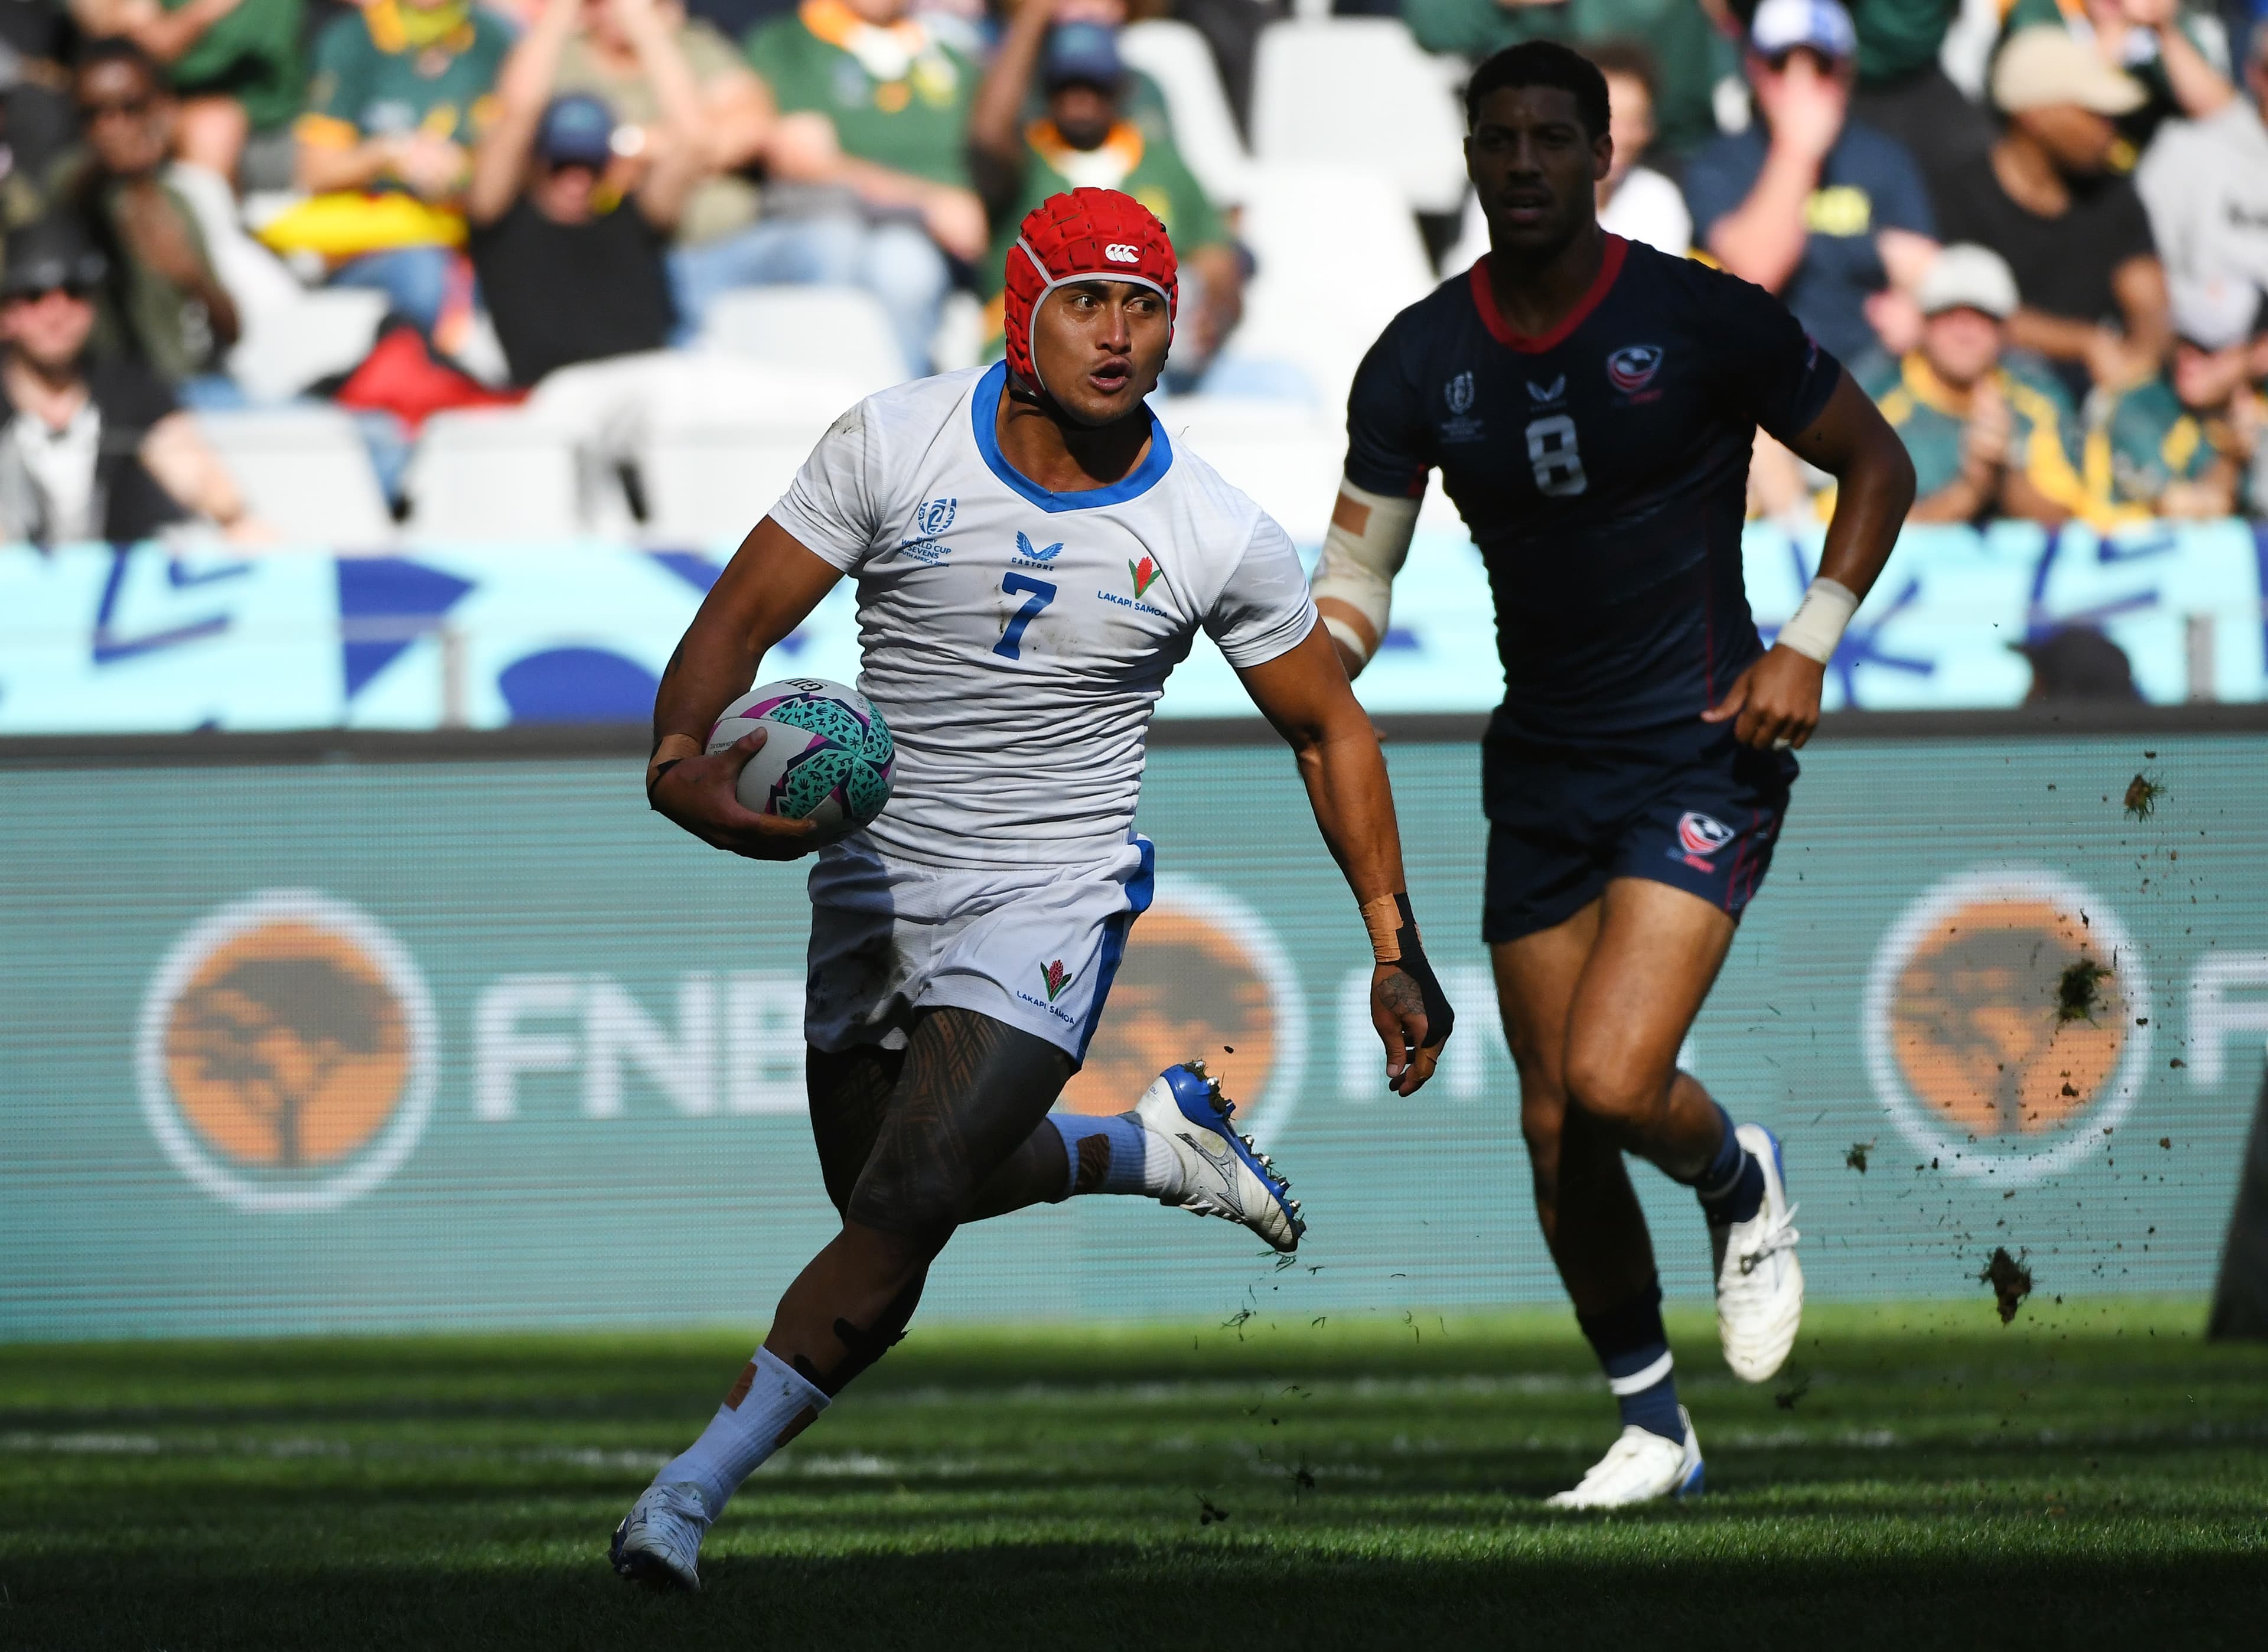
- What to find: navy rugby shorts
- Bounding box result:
[1480,722,1797,944]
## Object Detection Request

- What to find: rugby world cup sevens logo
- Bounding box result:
[1862,868,2152,1185]
[138,890,436,1213]
[1057,878,1309,1146]
[1128,555,1161,598]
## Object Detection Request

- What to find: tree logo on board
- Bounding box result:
[1057,879,1308,1145]
[1862,868,2152,1185]
[138,891,436,1213]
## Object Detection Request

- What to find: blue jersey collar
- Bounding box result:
[970,360,1173,513]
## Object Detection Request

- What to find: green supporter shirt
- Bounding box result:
[981,119,1224,299]
[1862,347,2084,509]
[1399,0,1736,162]
[2089,377,2215,507]
[742,10,976,190]
[1848,0,1959,87]
[298,2,516,149]
[162,0,307,132]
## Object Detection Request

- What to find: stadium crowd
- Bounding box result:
[0,0,2262,540]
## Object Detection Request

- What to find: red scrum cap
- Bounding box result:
[1002,187,1177,388]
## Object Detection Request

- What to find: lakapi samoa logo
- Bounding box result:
[1862,867,2152,1184]
[138,890,436,1213]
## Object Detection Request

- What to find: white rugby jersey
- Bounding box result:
[768,362,1317,869]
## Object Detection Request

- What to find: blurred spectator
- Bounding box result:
[50,38,240,384]
[543,0,786,335]
[1683,0,1938,368]
[683,0,799,37]
[1451,37,1691,268]
[1401,0,1736,164]
[273,0,515,335]
[0,214,265,542]
[1165,0,1275,137]
[2136,16,2267,330]
[1933,25,2170,398]
[1999,0,2234,154]
[69,0,309,188]
[465,0,705,385]
[2012,624,2141,700]
[1837,0,1996,194]
[2084,276,2260,514]
[1,3,86,183]
[971,5,1241,386]
[1862,242,2091,525]
[742,0,986,377]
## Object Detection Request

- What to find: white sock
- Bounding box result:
[654,1347,829,1520]
[1133,1113,1187,1200]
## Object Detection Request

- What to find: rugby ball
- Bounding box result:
[706,677,894,845]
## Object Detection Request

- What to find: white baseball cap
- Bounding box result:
[1917,244,2021,320]
[1749,0,1858,62]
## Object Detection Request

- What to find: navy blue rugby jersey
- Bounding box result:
[1345,235,1843,745]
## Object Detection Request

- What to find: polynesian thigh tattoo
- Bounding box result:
[842,1008,1074,1238]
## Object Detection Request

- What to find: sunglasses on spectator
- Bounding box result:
[4,281,96,304]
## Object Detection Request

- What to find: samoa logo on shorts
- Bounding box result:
[1606,344,1664,393]
[1674,810,1736,861]
[1445,370,1476,415]
[1862,868,2151,1186]
[1057,878,1309,1148]
[138,890,436,1213]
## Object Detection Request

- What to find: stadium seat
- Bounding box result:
[194,405,395,548]
[401,410,582,542]
[1227,162,1436,412]
[639,425,829,545]
[224,289,389,406]
[1249,20,1471,216]
[699,286,910,397]
[1119,20,1256,208]
[1150,396,1342,545]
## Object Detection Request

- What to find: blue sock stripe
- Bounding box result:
[1044,1113,1148,1197]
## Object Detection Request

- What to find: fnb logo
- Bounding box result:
[1103,243,1140,264]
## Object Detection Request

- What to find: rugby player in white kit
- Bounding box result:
[612,188,1457,1589]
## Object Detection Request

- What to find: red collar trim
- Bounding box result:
[1468,234,1628,353]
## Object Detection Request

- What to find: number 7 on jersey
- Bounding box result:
[993,572,1058,660]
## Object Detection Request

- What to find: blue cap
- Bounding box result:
[1749,0,1857,61]
[536,94,616,167]
[1043,22,1124,90]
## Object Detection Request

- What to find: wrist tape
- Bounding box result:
[1775,576,1858,664]
[1361,892,1456,1051]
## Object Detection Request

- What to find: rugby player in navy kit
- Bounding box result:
[1315,41,1915,1507]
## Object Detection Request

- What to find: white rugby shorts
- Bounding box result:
[804,833,1156,1063]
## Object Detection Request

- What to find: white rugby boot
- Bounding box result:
[1712,1122,1804,1382]
[1546,1408,1705,1509]
[1132,1061,1305,1253]
[610,1480,709,1591]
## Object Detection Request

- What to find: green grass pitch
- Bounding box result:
[2,1301,2263,1649]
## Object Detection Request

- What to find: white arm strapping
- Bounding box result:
[1309,478,1419,666]
[1775,576,1859,664]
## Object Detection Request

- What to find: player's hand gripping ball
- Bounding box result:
[706,679,894,846]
